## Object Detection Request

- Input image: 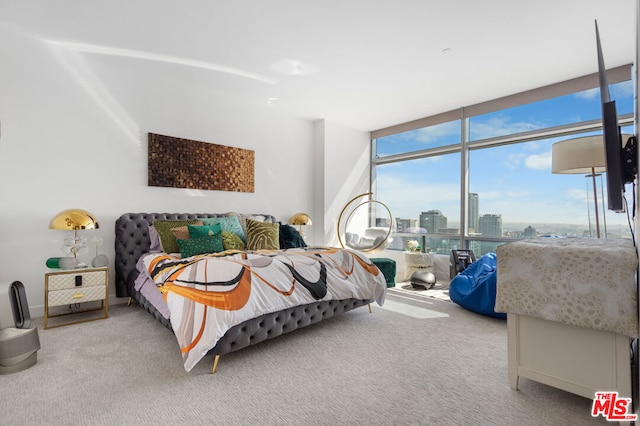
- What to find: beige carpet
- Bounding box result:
[0,294,608,425]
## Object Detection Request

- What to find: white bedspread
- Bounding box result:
[496,237,638,338]
[139,247,386,371]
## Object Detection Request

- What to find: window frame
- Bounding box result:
[370,65,633,253]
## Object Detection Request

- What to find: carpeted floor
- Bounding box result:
[392,279,452,302]
[0,291,609,425]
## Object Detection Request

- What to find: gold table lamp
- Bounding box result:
[289,213,312,234]
[49,209,99,269]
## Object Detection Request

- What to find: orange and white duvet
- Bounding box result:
[139,247,387,371]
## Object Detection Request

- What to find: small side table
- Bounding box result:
[404,251,435,281]
[44,267,109,329]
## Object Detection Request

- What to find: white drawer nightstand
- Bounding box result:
[44,267,109,329]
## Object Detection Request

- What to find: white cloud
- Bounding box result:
[478,191,502,199]
[572,81,633,102]
[402,121,460,146]
[612,80,634,98]
[471,113,540,140]
[574,87,599,100]
[566,187,588,201]
[505,190,529,197]
[503,152,525,170]
[377,177,460,219]
[525,151,551,170]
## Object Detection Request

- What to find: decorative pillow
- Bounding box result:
[278,223,307,249]
[246,219,280,250]
[148,225,162,253]
[152,220,203,253]
[170,226,190,241]
[225,212,270,236]
[187,223,222,238]
[200,216,245,242]
[176,234,224,258]
[221,230,245,251]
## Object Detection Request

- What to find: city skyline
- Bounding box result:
[392,192,631,239]
[375,80,635,238]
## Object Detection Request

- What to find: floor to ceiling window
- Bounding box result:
[371,66,634,256]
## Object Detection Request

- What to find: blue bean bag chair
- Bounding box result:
[449,252,506,319]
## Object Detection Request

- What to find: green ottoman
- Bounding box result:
[370,258,396,288]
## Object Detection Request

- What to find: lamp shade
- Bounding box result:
[552,136,606,174]
[289,213,312,226]
[49,209,99,231]
[552,134,632,174]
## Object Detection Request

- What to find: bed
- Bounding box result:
[114,212,387,373]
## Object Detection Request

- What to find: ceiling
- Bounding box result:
[1,0,637,132]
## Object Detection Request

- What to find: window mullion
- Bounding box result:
[460,109,470,249]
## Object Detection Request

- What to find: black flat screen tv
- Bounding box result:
[596,20,637,213]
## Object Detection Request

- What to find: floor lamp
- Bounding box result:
[552,136,607,238]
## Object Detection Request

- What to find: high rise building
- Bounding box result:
[395,218,415,232]
[420,210,448,234]
[376,217,392,228]
[478,214,502,237]
[468,192,479,233]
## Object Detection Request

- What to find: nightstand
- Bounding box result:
[44,267,109,329]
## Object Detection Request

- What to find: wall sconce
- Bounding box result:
[49,209,99,269]
[289,213,312,235]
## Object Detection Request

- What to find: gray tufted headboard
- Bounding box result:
[114,213,276,298]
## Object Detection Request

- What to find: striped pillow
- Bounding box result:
[246,219,280,250]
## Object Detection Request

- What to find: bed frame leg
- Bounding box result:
[368,303,372,313]
[211,354,221,374]
[127,297,132,306]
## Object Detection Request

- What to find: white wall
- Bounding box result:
[313,120,371,248]
[0,23,372,317]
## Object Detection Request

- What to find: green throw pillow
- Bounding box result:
[177,234,224,257]
[221,230,245,251]
[246,219,280,250]
[200,216,245,242]
[187,223,222,238]
[226,212,269,236]
[152,220,203,253]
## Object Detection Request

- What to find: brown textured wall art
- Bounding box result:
[148,133,255,192]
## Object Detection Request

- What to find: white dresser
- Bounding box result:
[496,237,637,414]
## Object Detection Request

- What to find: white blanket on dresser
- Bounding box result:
[139,247,387,371]
[496,237,638,338]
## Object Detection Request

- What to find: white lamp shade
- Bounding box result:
[551,134,632,174]
[551,136,605,174]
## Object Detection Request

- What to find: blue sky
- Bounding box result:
[375,81,634,230]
